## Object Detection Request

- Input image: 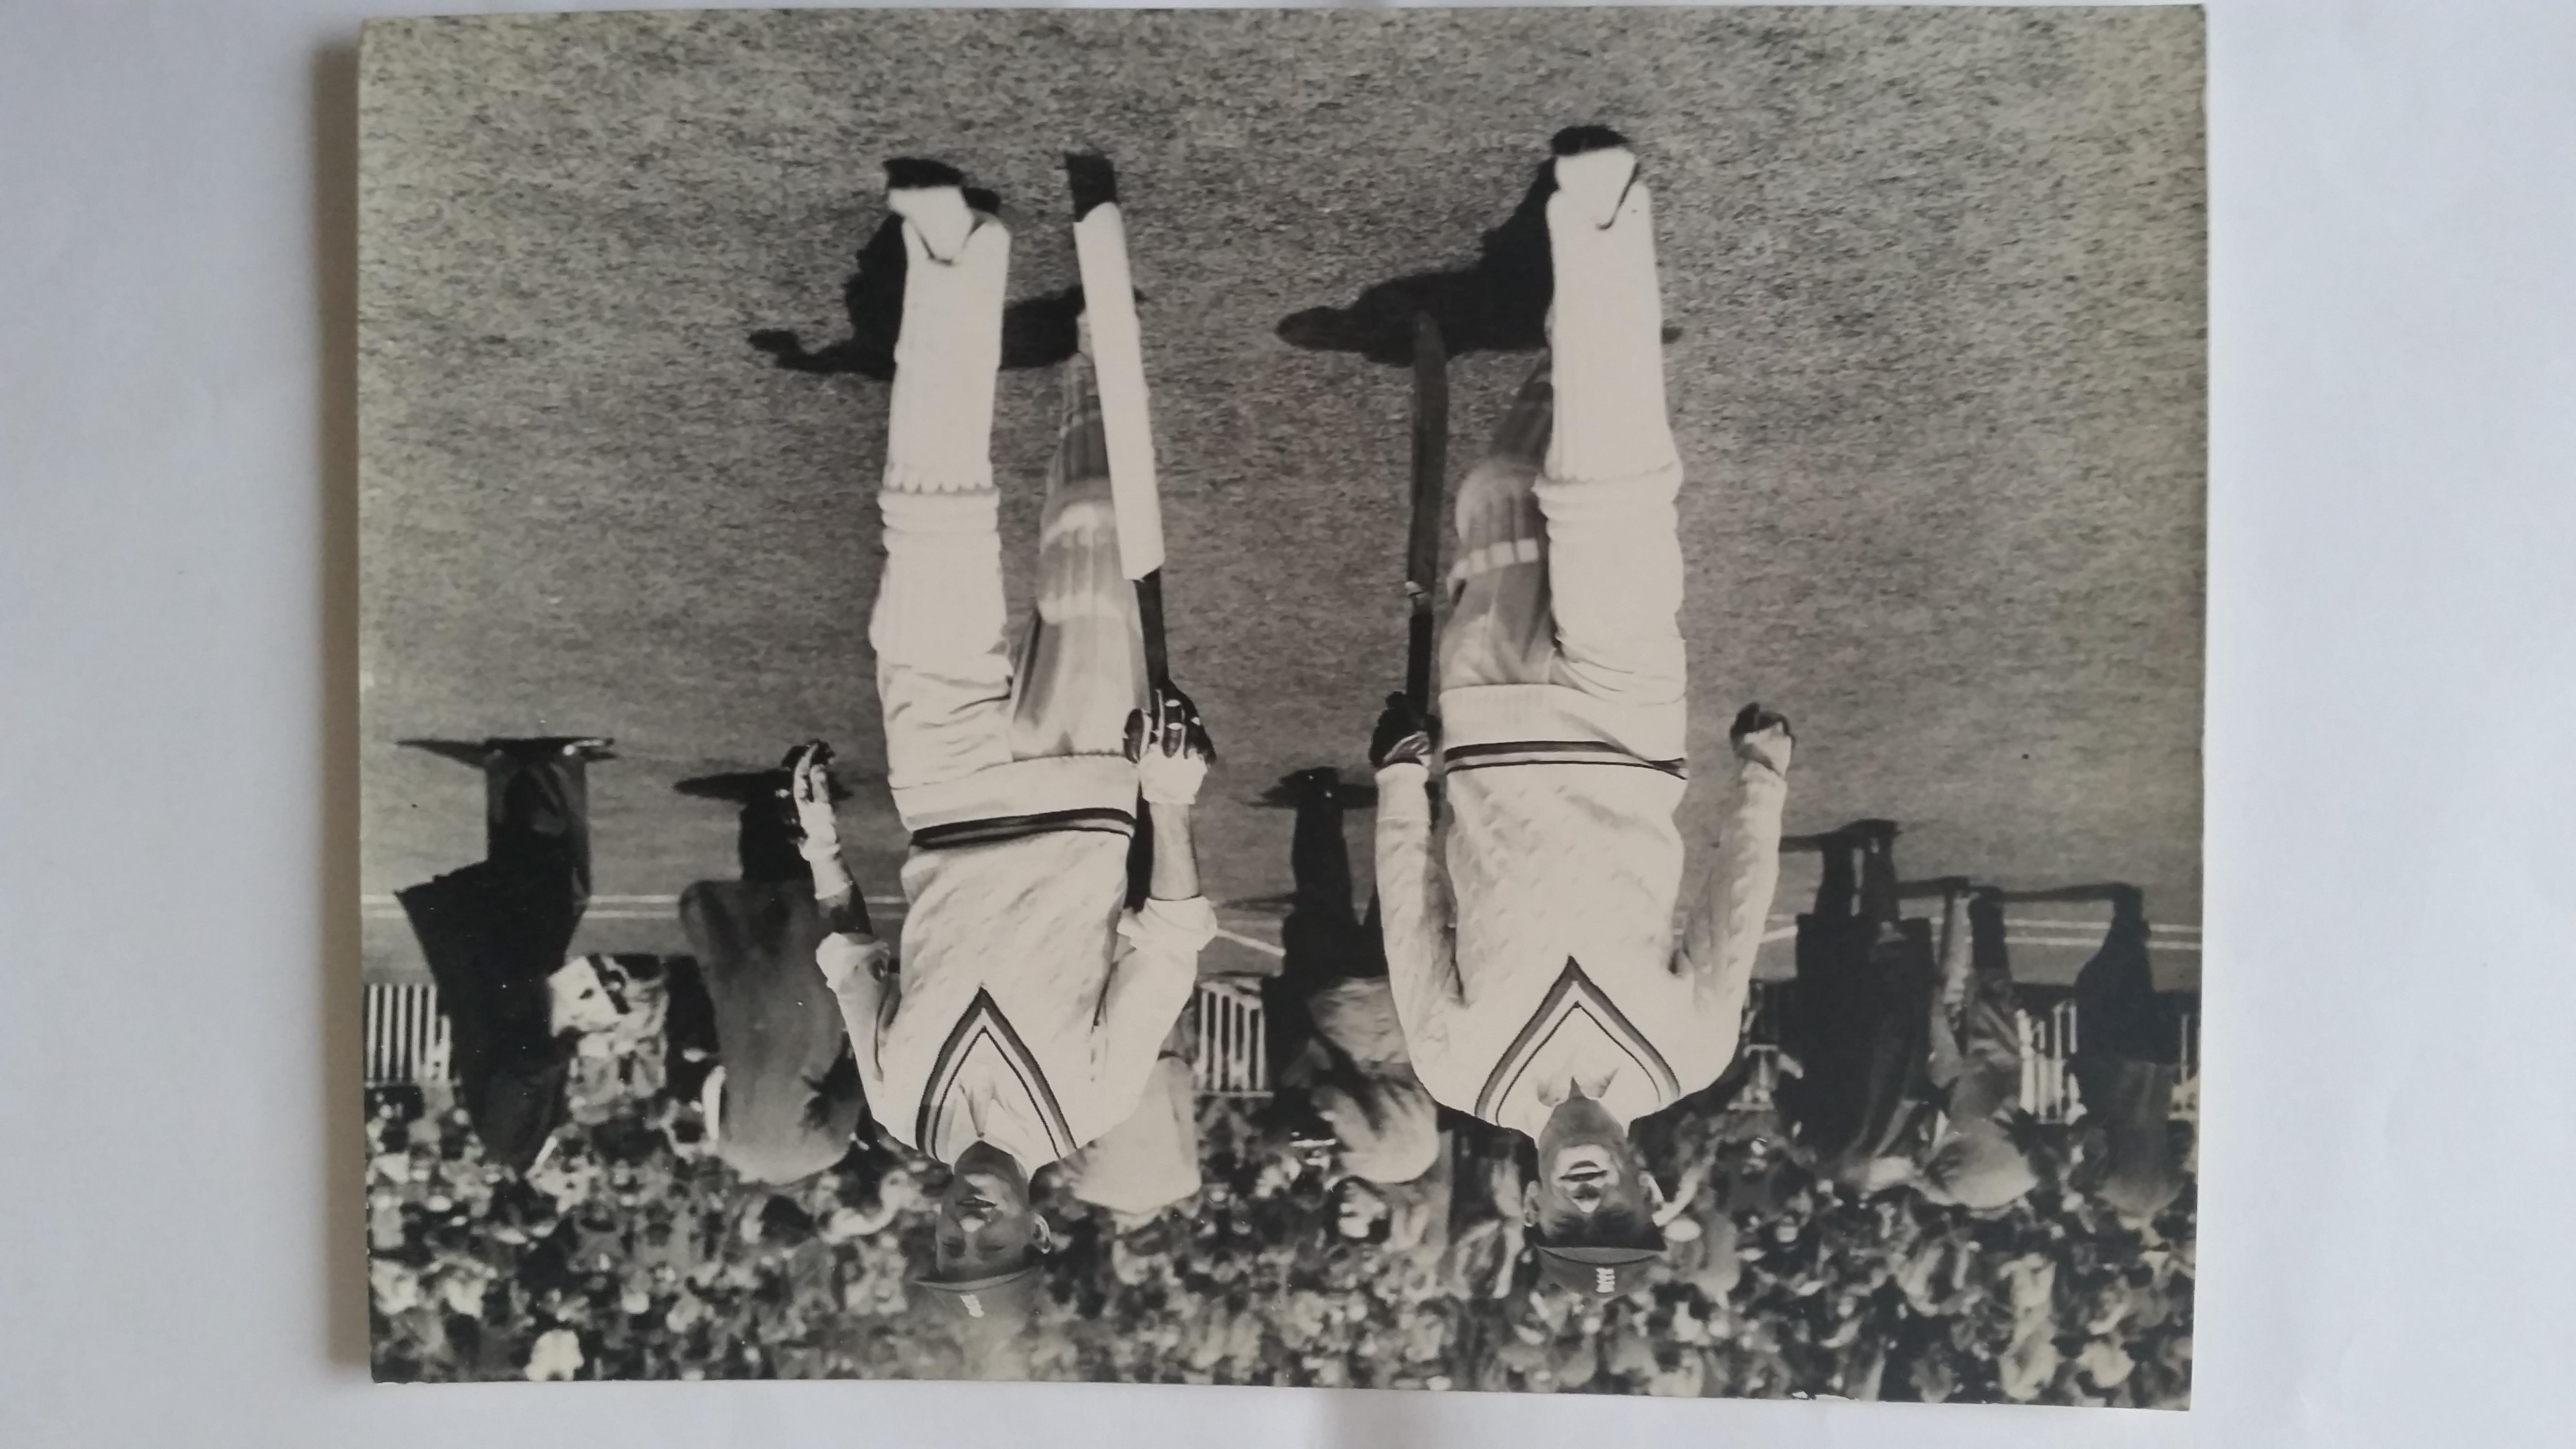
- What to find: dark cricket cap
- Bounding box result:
[912,1264,1042,1326]
[1532,1243,1663,1298]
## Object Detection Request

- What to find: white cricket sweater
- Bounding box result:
[1376,746,1788,1139]
[818,832,1215,1170]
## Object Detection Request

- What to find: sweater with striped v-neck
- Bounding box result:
[817,831,1217,1170]
[1374,748,1788,1138]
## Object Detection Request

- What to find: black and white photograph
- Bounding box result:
[356,6,2204,1402]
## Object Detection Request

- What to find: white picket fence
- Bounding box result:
[364,981,452,1089]
[1725,987,2199,1125]
[361,977,2195,1120]
[1187,976,1270,1096]
[359,977,1275,1095]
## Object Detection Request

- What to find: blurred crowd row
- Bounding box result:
[365,960,2190,1406]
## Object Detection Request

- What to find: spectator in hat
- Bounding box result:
[395,735,618,1173]
[1777,821,1935,1189]
[672,742,874,1187]
[1261,767,1444,1196]
[2068,885,2193,1225]
[1912,884,2043,1210]
[1778,829,2038,1210]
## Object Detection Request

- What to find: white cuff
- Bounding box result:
[1121,895,1219,954]
[1373,761,1433,817]
[816,930,885,989]
[877,486,999,534]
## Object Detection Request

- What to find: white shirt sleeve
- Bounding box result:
[1374,761,1467,1100]
[1094,896,1216,1116]
[1674,756,1789,1078]
[816,930,899,1139]
[1059,1053,1202,1216]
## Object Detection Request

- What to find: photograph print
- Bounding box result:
[357,6,2206,1405]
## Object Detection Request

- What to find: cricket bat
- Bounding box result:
[1066,153,1171,684]
[1404,310,1449,714]
[1067,153,1211,765]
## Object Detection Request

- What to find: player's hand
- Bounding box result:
[1370,692,1436,771]
[786,741,842,852]
[816,933,893,993]
[1127,685,1212,806]
[1729,703,1794,775]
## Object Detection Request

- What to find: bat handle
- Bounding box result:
[1133,572,1213,761]
[1135,570,1170,689]
[1404,309,1448,721]
[1405,599,1435,716]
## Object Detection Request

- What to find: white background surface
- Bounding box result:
[3,1,2571,1445]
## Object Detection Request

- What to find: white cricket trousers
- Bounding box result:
[870,354,1148,821]
[1438,174,1687,722]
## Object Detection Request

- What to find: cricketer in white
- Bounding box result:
[1371,130,1797,1297]
[795,162,1219,1319]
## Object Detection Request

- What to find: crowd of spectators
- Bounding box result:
[367,964,2191,1407]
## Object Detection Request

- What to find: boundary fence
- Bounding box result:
[363,977,2199,1121]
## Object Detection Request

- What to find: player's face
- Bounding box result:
[932,1204,1038,1278]
[1529,1097,1651,1234]
[933,1146,1041,1278]
[1534,1143,1648,1231]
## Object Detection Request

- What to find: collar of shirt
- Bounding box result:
[919,990,1078,1169]
[1479,960,1681,1137]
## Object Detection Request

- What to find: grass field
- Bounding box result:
[357,9,2203,987]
